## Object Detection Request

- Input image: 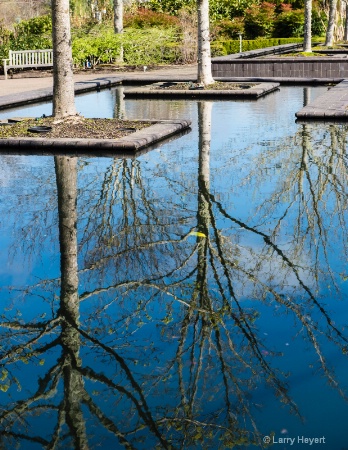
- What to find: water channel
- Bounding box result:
[0,84,347,448]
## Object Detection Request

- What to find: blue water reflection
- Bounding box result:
[0,85,347,449]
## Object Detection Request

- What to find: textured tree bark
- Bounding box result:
[113,0,123,33]
[303,0,312,52]
[52,0,77,118]
[325,0,338,46]
[114,0,124,62]
[197,0,214,86]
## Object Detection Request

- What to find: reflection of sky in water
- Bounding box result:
[0,85,347,448]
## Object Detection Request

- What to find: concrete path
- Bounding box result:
[0,65,197,109]
[296,79,348,119]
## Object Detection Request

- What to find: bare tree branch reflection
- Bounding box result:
[1,95,348,448]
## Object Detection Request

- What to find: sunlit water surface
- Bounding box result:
[0,85,347,449]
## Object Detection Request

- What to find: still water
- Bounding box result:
[0,85,347,449]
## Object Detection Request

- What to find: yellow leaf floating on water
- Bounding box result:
[0,370,8,382]
[189,231,206,238]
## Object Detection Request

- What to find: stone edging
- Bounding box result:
[0,119,192,153]
[295,79,348,120]
[212,57,348,80]
[124,82,280,99]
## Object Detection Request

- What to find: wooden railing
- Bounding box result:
[2,49,53,80]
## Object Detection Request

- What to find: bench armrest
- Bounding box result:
[2,59,9,80]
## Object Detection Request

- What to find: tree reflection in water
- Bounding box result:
[0,97,348,448]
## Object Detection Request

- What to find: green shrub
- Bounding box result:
[72,27,180,67]
[209,0,253,20]
[11,15,52,50]
[0,20,11,60]
[72,32,123,67]
[146,0,256,20]
[212,18,244,40]
[312,8,326,36]
[244,2,276,39]
[145,0,194,15]
[122,28,179,64]
[273,9,304,37]
[124,8,179,28]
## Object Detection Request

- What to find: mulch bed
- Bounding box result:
[152,81,256,90]
[0,117,152,139]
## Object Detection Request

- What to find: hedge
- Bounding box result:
[213,37,323,56]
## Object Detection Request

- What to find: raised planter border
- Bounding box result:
[212,56,348,81]
[0,119,191,153]
[211,43,348,81]
[124,82,280,99]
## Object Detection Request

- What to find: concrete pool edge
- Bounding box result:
[0,77,125,111]
[0,119,192,153]
[296,79,348,120]
[0,73,197,111]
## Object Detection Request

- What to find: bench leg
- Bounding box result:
[4,61,7,80]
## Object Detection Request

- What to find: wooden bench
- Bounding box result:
[2,49,53,80]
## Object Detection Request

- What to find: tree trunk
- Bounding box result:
[113,0,123,33]
[345,2,348,40]
[114,0,124,62]
[197,0,214,85]
[325,0,338,46]
[52,0,77,118]
[303,0,312,52]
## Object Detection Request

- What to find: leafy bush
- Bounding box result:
[145,0,194,15]
[123,28,179,64]
[312,8,326,36]
[0,20,11,61]
[244,2,276,39]
[212,18,244,40]
[72,27,180,67]
[124,8,179,28]
[9,15,52,50]
[72,32,122,67]
[273,9,304,37]
[146,0,256,20]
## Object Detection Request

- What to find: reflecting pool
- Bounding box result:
[1,85,348,449]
